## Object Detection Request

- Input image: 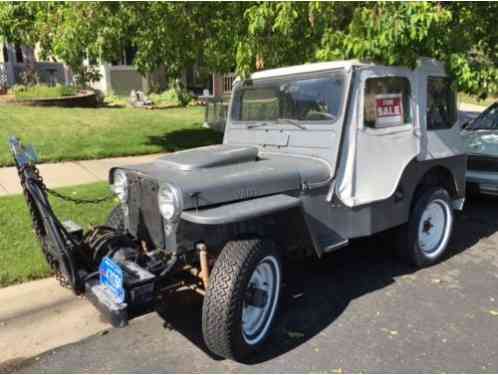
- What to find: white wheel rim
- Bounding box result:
[417,198,452,258]
[241,255,281,345]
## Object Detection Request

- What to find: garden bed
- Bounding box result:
[13,89,98,108]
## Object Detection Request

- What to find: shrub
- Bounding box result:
[73,66,101,89]
[172,79,193,107]
[148,82,193,107]
[13,84,78,101]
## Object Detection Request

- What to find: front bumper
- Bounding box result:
[85,260,157,328]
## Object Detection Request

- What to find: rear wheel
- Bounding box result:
[202,238,282,361]
[398,187,454,267]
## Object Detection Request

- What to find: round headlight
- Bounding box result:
[111,170,128,203]
[158,184,182,220]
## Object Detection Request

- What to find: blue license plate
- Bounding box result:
[99,257,125,304]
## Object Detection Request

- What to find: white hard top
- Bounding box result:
[250,60,366,80]
[248,58,446,80]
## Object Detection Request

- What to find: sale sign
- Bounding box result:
[375,93,404,128]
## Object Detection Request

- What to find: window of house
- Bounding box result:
[15,45,23,63]
[2,45,8,63]
[427,77,457,130]
[364,77,412,128]
[112,44,137,66]
[124,45,137,66]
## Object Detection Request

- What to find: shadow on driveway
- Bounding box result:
[154,194,498,364]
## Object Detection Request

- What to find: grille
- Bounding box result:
[127,173,165,249]
[467,155,498,172]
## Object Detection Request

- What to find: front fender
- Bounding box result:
[180,194,301,225]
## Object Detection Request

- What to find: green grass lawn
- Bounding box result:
[0,105,221,167]
[0,182,116,287]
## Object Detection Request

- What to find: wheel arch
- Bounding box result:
[386,157,465,231]
[225,206,316,258]
[410,165,459,211]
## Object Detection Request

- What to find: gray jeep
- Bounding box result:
[10,59,466,361]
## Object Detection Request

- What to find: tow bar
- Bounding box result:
[8,136,168,327]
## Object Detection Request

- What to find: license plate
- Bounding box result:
[99,257,125,304]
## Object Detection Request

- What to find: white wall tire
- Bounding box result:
[399,187,454,267]
[202,238,282,361]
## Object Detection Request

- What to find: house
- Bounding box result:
[211,72,236,97]
[89,44,236,97]
[0,42,69,89]
[87,44,167,95]
[0,41,237,99]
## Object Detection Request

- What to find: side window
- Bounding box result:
[364,77,411,128]
[427,77,457,130]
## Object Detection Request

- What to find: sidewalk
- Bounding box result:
[0,153,162,196]
[0,277,110,369]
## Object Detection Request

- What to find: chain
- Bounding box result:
[45,186,115,205]
[26,170,115,204]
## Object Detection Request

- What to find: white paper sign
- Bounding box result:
[375,93,404,128]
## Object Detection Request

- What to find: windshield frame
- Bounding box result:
[465,102,498,131]
[228,69,347,130]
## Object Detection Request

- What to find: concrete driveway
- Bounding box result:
[14,193,498,373]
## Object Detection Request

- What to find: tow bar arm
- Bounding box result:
[8,136,92,293]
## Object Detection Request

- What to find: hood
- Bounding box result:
[118,144,331,210]
[157,145,259,171]
[462,130,498,157]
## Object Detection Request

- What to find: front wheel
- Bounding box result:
[399,187,454,267]
[202,238,282,361]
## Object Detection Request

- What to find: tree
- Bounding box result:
[236,2,498,98]
[0,3,38,46]
[1,2,497,98]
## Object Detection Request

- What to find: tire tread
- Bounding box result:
[202,238,279,360]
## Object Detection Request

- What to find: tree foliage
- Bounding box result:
[1,2,497,97]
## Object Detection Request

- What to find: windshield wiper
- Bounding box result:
[247,122,270,129]
[276,118,307,130]
[246,119,307,130]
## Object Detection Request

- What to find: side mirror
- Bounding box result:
[460,121,469,130]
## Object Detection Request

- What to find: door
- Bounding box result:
[347,67,420,206]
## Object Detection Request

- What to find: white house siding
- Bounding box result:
[0,43,69,87]
[90,64,168,95]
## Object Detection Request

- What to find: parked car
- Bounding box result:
[461,102,498,195]
[10,58,466,362]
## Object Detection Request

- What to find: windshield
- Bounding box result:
[466,103,498,131]
[230,72,345,125]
